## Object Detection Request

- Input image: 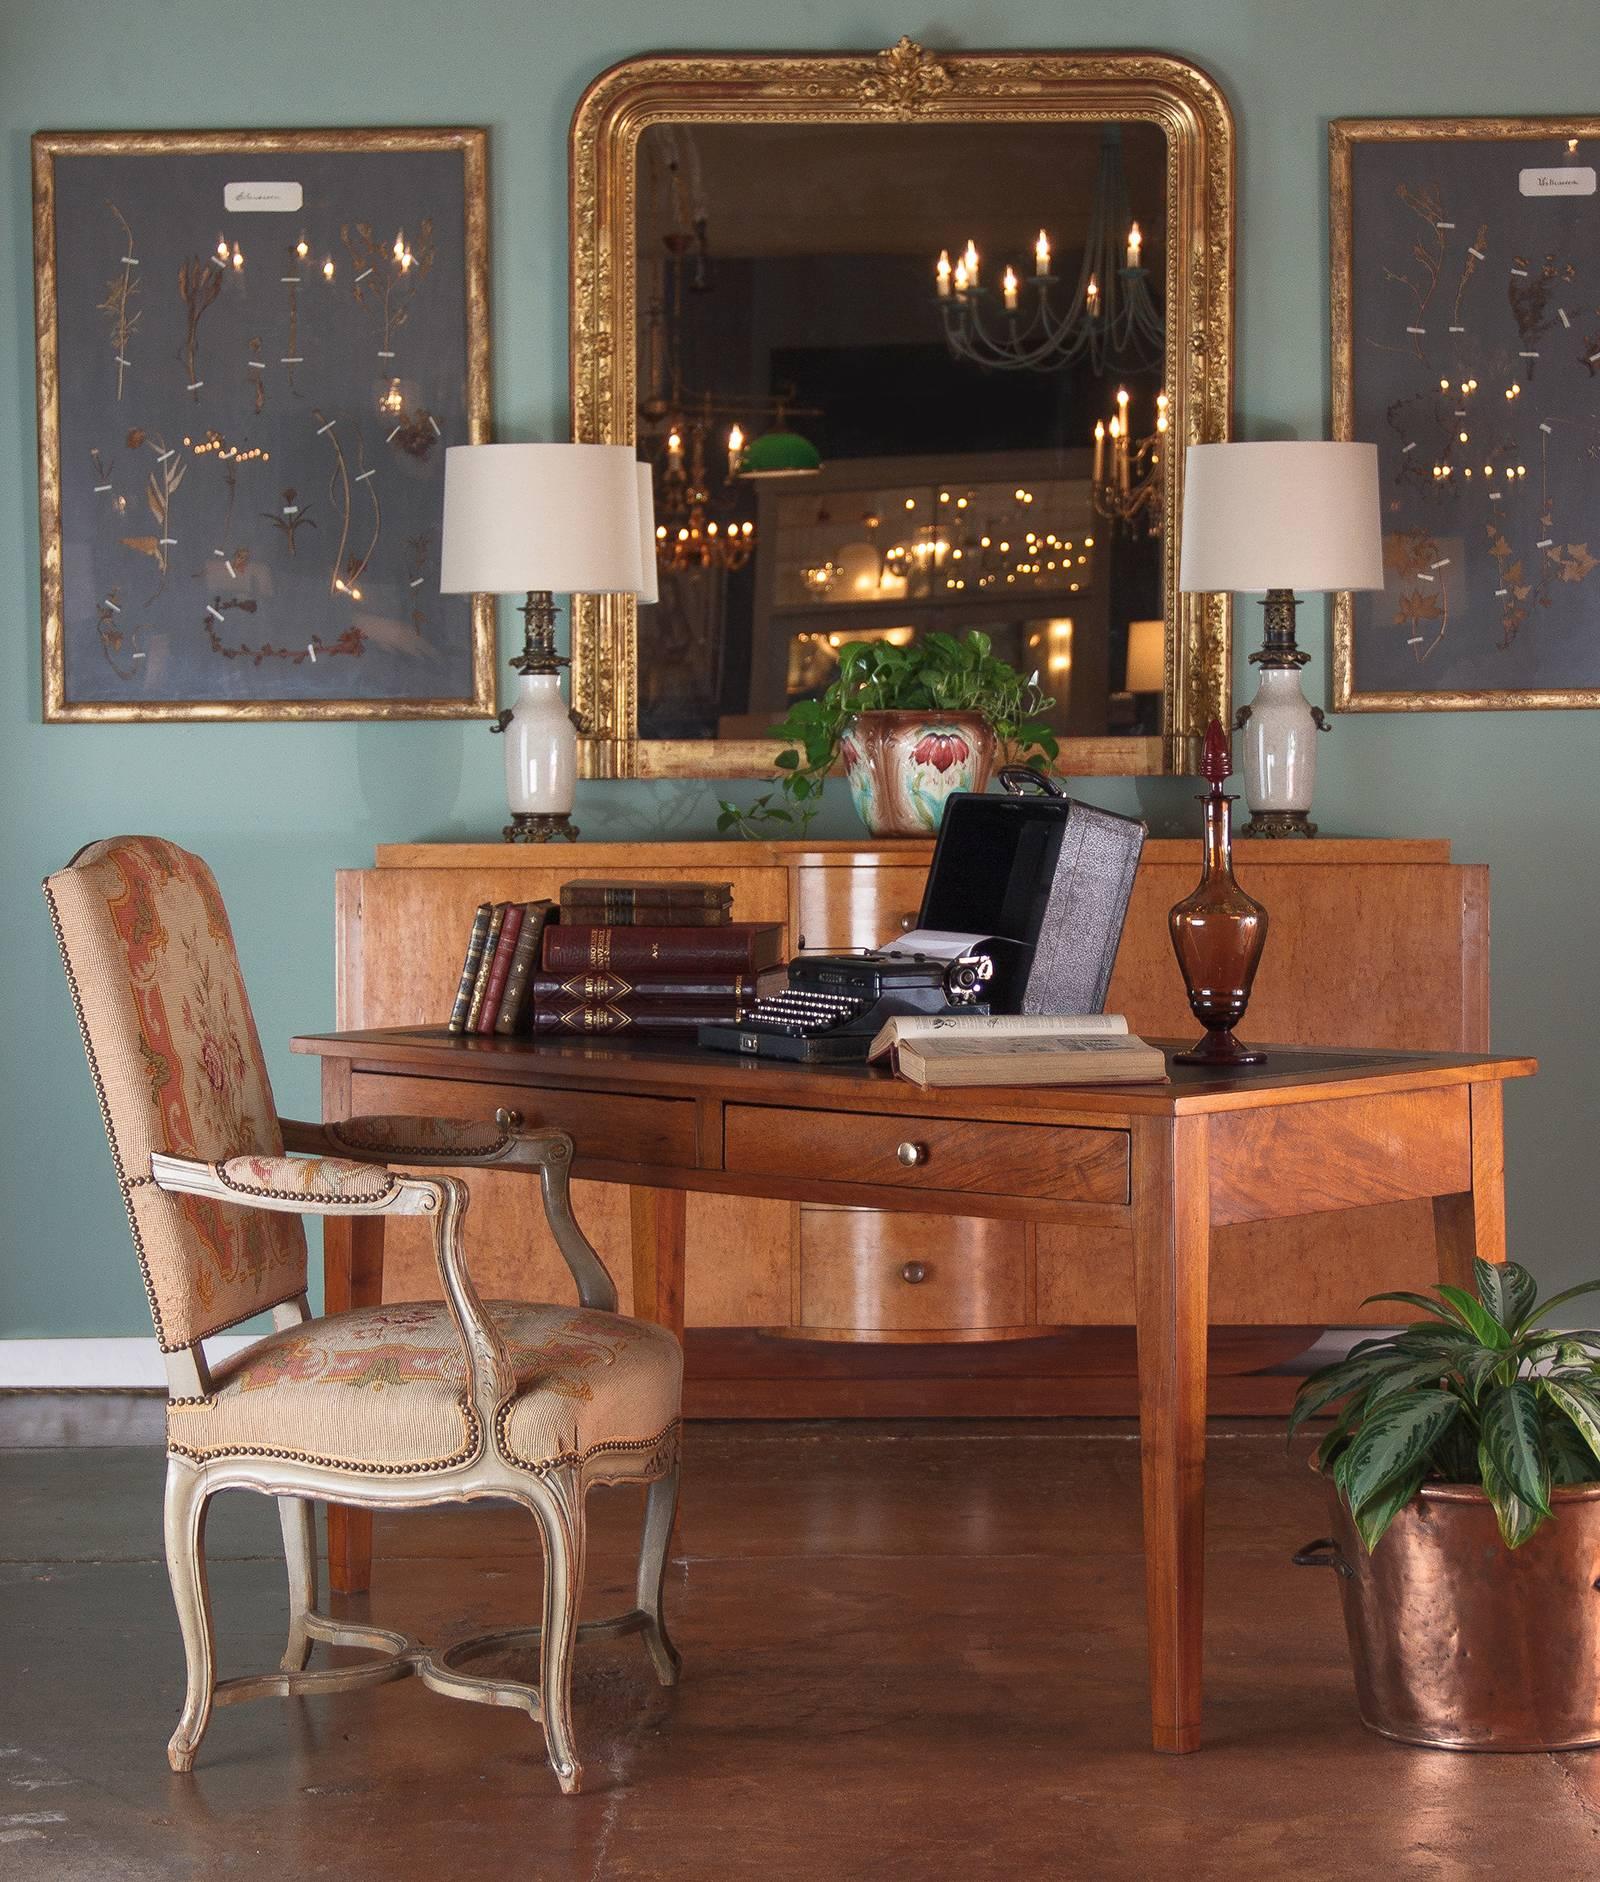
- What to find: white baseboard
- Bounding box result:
[0,1336,260,1389]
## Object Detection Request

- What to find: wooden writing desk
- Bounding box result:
[293,1026,1534,1754]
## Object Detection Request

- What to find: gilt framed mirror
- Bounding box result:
[569,41,1234,779]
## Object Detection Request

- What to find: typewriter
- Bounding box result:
[697,938,998,1063]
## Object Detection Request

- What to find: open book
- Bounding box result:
[866,1013,1167,1089]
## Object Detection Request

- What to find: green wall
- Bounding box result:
[4,0,1596,1342]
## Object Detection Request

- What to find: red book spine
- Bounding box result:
[474,903,524,1034]
[541,923,782,975]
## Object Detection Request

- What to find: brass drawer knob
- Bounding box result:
[898,912,918,932]
[896,1140,927,1167]
[495,1107,524,1132]
[900,1261,928,1285]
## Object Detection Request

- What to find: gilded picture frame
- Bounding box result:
[33,127,494,723]
[568,42,1236,779]
[1332,115,1600,712]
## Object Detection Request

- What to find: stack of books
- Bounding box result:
[531,880,782,1036]
[446,900,557,1036]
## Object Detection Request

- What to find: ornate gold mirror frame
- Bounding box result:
[569,41,1235,779]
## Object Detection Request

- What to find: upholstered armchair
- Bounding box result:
[43,836,682,1796]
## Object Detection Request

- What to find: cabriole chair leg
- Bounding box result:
[531,1471,587,1796]
[164,1459,216,1774]
[638,1466,682,1687]
[277,1496,318,1673]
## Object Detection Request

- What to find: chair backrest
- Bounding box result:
[43,836,307,1350]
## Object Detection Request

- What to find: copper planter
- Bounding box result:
[1299,1476,1600,1750]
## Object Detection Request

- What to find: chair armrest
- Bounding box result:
[277,1115,618,1313]
[150,1152,516,1421]
[150,1150,437,1217]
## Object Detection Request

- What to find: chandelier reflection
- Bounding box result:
[932,128,1163,376]
[1092,387,1166,537]
[653,420,756,573]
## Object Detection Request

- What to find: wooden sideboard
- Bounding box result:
[335,836,1487,1415]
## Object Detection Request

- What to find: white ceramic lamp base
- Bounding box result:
[497,670,579,842]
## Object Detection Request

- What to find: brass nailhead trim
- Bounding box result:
[492,1404,682,1477]
[168,1393,484,1476]
[213,1160,401,1207]
[327,1123,515,1164]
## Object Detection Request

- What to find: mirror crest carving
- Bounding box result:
[570,43,1234,780]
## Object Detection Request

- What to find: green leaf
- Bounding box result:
[1363,1358,1453,1410]
[1362,1289,1458,1323]
[1476,1259,1538,1333]
[1480,1381,1552,1516]
[1541,1378,1600,1474]
[1353,1464,1426,1552]
[773,748,800,770]
[1436,1285,1510,1349]
[1479,1444,1545,1548]
[1341,1390,1461,1518]
[1287,1349,1434,1440]
[1524,1280,1600,1330]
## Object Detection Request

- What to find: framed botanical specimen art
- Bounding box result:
[1332,116,1600,711]
[33,128,493,722]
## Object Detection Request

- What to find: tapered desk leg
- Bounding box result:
[1433,1081,1508,1285]
[629,1187,686,1338]
[321,1058,384,1595]
[1131,1112,1212,1755]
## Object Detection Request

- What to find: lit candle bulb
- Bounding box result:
[322,256,335,281]
[727,423,745,475]
[231,242,244,271]
[963,239,979,289]
[215,236,229,262]
[1126,221,1143,268]
[1116,385,1130,422]
[1156,390,1169,434]
[393,232,406,263]
[1035,228,1051,275]
[1086,273,1100,310]
[666,429,684,470]
[1094,420,1106,484]
[953,256,970,295]
[296,236,309,259]
[1002,265,1019,312]
[936,249,952,298]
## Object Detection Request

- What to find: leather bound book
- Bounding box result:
[560,879,733,923]
[493,901,555,1035]
[463,903,507,1033]
[530,970,751,1004]
[474,903,524,1034]
[542,923,783,976]
[556,902,731,928]
[530,1001,741,1036]
[447,902,494,1034]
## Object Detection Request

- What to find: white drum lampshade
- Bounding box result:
[1177,440,1383,839]
[440,442,651,841]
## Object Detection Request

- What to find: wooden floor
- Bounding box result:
[5,1416,1599,1880]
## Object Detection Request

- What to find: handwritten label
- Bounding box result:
[1519,166,1596,197]
[223,181,304,213]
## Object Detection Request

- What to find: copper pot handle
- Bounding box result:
[1293,1537,1354,1580]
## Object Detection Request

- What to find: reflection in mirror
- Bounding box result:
[634,120,1170,746]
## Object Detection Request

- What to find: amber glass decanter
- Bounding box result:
[1169,718,1269,1067]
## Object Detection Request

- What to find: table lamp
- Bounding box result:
[1178,441,1382,836]
[442,443,654,842]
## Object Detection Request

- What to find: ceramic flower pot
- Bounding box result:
[838,709,996,838]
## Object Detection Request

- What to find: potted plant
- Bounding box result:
[1290,1256,1600,1750]
[717,630,1058,839]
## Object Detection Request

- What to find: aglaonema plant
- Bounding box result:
[1288,1257,1600,1552]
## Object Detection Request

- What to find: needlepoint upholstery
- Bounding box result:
[166,1301,683,1475]
[43,836,307,1349]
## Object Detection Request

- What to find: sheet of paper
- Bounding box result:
[881,929,990,961]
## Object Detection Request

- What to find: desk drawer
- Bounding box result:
[724,1104,1128,1204]
[349,1073,697,1172]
